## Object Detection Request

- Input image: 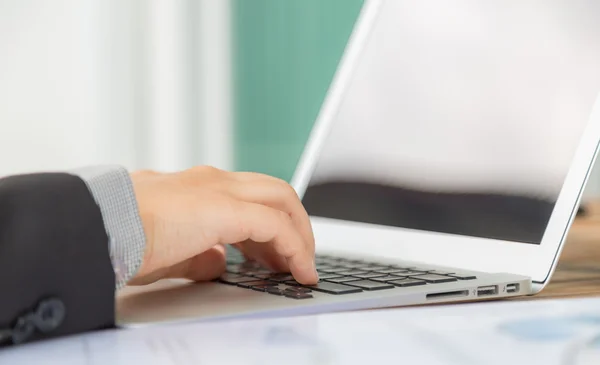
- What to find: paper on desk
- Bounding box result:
[2,297,600,365]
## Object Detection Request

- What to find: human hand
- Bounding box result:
[127,166,317,286]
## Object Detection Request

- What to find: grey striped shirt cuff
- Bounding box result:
[71,166,146,289]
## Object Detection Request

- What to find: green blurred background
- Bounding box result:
[232,0,364,181]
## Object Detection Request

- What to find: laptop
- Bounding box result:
[117,0,600,326]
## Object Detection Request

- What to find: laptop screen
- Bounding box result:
[302,0,600,244]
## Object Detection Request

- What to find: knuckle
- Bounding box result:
[275,240,296,258]
[184,166,223,186]
[274,211,299,256]
[275,179,299,200]
[192,165,221,176]
[277,209,293,224]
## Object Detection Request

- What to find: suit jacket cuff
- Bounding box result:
[71,166,146,289]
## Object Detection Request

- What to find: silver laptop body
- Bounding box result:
[117,0,600,327]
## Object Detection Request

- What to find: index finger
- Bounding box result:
[219,200,318,284]
[231,172,315,254]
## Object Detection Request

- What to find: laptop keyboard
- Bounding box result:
[216,251,477,300]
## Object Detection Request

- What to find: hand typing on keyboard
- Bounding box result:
[126,166,318,286]
[220,252,477,299]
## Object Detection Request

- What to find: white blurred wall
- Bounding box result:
[0,0,106,174]
[0,0,232,176]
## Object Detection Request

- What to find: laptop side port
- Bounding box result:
[477,285,498,297]
[506,283,520,294]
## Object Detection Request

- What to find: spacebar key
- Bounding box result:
[304,282,363,294]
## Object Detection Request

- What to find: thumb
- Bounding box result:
[166,245,227,282]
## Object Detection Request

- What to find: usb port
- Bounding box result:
[506,283,520,294]
[477,285,498,297]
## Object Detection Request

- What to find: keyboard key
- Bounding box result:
[321,256,345,263]
[449,273,477,280]
[251,273,274,279]
[409,274,458,283]
[335,259,367,267]
[315,260,333,269]
[284,292,313,300]
[351,272,387,279]
[325,277,361,284]
[389,278,427,287]
[317,273,343,280]
[352,260,377,265]
[240,261,261,269]
[227,262,261,274]
[318,267,348,274]
[226,255,244,262]
[396,270,428,276]
[426,270,455,275]
[316,264,336,271]
[252,284,278,292]
[389,265,416,270]
[304,282,363,294]
[374,268,411,274]
[317,259,339,265]
[285,280,325,287]
[284,286,312,294]
[315,258,339,265]
[240,268,271,276]
[335,270,368,276]
[219,274,258,285]
[265,284,297,295]
[237,280,277,289]
[344,280,394,291]
[334,263,359,269]
[342,259,366,265]
[266,287,284,296]
[370,275,406,282]
[354,265,388,271]
[268,274,295,282]
[225,265,243,274]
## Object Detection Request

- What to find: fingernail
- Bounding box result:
[312,261,319,280]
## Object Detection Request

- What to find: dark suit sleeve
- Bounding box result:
[0,173,115,346]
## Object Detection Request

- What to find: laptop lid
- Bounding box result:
[292,0,600,286]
